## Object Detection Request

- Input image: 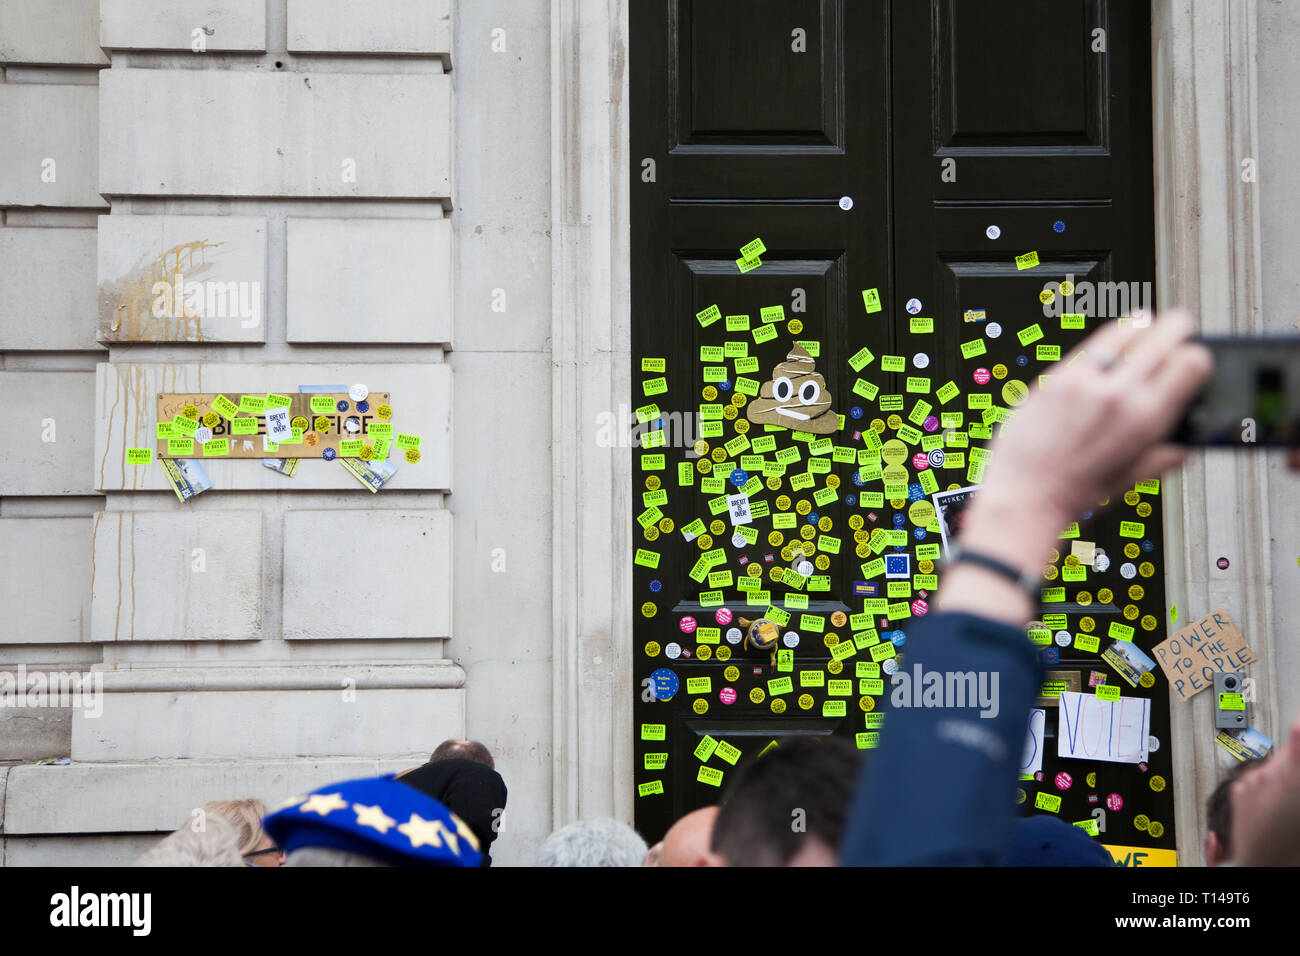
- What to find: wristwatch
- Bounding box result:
[947,541,1041,600]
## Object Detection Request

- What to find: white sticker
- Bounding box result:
[725,627,743,645]
[986,224,1002,240]
[194,426,213,444]
[986,322,1002,339]
[1055,630,1072,647]
[838,195,854,210]
[1094,554,1111,572]
[1148,735,1160,753]
[905,298,923,315]
[265,406,292,443]
[348,383,369,402]
[882,658,899,675]
[912,352,930,369]
[1120,562,1137,579]
[665,642,682,659]
[344,417,362,434]
[731,533,746,548]
[796,560,814,577]
[727,493,753,526]
[782,631,800,649]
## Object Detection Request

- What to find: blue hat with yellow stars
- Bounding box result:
[264,774,483,867]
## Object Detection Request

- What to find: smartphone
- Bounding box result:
[1173,336,1300,446]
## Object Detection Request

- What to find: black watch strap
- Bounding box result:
[947,542,1041,599]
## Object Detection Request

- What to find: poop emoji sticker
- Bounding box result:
[746,344,838,434]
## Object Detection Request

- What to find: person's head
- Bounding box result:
[199,799,282,867]
[430,739,495,770]
[709,736,861,866]
[397,758,508,866]
[136,816,244,867]
[537,818,648,866]
[657,806,719,867]
[263,775,482,867]
[1206,759,1266,865]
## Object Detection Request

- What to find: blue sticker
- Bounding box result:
[1142,540,1155,552]
[649,579,662,593]
[730,468,748,487]
[913,527,927,540]
[889,630,907,647]
[1053,220,1066,233]
[336,400,350,413]
[718,380,732,392]
[892,513,905,528]
[850,406,864,419]
[1016,354,1028,367]
[845,494,857,506]
[885,553,911,578]
[907,483,924,502]
[323,448,337,461]
[852,471,866,487]
[356,400,370,413]
[1042,647,1060,665]
[649,668,679,702]
[1081,510,1094,521]
[807,512,819,525]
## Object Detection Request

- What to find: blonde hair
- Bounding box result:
[198,799,270,856]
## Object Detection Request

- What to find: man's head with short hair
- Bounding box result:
[1206,759,1265,865]
[709,736,861,866]
[658,806,719,867]
[431,739,495,770]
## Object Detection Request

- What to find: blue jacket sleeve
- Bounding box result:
[839,611,1044,866]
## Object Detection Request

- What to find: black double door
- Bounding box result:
[631,0,1173,856]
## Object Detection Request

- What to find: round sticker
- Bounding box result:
[911,598,929,617]
[906,297,922,314]
[985,322,1002,339]
[991,363,1008,380]
[344,417,362,434]
[195,426,213,443]
[1016,788,1026,805]
[696,645,711,661]
[693,699,708,714]
[986,224,1002,240]
[1149,775,1166,792]
[927,449,946,467]
[749,687,765,704]
[715,607,733,625]
[649,668,678,701]
[973,367,991,385]
[202,412,219,427]
[1106,793,1123,811]
[1059,280,1075,296]
[641,602,657,618]
[1134,814,1150,832]
[1086,772,1096,789]
[1139,672,1156,688]
[1120,562,1137,579]
[645,641,660,657]
[1217,556,1230,570]
[923,415,939,432]
[831,611,847,627]
[1039,289,1055,305]
[1054,630,1072,647]
[376,404,392,419]
[720,687,737,705]
[724,665,739,681]
[1148,735,1160,753]
[882,658,899,675]
[881,440,909,465]
[839,195,854,210]
[770,698,786,714]
[1055,772,1072,790]
[782,631,800,649]
[405,448,421,464]
[798,693,814,710]
[908,500,936,526]
[1094,554,1111,572]
[664,642,681,659]
[1147,821,1165,839]
[912,452,930,471]
[1002,380,1028,406]
[348,384,369,402]
[716,646,731,661]
[912,352,930,369]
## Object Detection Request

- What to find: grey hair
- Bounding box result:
[536,818,648,867]
[283,846,390,867]
[136,816,243,867]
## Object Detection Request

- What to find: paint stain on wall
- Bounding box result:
[99,239,225,342]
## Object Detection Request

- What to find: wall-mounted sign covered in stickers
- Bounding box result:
[747,344,838,433]
[155,392,391,459]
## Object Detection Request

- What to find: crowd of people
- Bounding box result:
[134,314,1300,867]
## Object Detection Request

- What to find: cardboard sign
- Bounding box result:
[1152,607,1257,702]
[1057,691,1150,764]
